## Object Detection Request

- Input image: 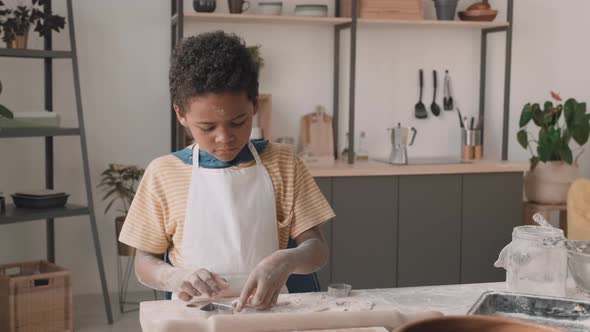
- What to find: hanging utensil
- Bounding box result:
[443,70,454,111]
[415,69,427,119]
[457,107,465,128]
[431,70,441,117]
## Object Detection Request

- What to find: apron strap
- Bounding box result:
[247,141,263,165]
[192,144,200,168]
[192,142,261,168]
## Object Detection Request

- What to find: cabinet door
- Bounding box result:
[398,175,462,287]
[461,173,523,283]
[314,177,333,291]
[332,176,398,289]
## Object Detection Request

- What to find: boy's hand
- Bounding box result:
[235,251,294,311]
[177,268,229,302]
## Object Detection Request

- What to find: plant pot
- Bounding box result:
[524,161,579,205]
[6,31,29,49]
[433,0,459,20]
[115,216,136,256]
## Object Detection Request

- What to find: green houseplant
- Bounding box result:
[0,0,66,49]
[97,164,145,256]
[517,91,590,204]
[247,45,264,74]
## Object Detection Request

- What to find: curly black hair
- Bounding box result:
[169,31,259,112]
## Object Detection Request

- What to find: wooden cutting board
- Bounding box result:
[140,292,442,332]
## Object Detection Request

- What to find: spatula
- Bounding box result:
[415,69,427,119]
[431,70,441,116]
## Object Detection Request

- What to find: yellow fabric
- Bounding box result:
[118,143,335,268]
[567,178,590,240]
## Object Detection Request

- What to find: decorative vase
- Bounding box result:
[524,161,579,204]
[433,0,459,20]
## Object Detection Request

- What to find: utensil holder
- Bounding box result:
[461,129,482,161]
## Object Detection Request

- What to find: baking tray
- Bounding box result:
[468,291,590,332]
[12,194,69,209]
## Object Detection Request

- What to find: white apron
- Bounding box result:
[175,142,284,299]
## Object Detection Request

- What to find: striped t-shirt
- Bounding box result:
[118,143,335,268]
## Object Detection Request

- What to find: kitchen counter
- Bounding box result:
[305,159,529,177]
[139,282,590,331]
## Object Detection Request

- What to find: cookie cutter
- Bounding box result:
[186,302,234,315]
[328,283,352,298]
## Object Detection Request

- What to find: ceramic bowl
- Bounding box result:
[458,9,498,21]
[394,315,563,332]
[294,4,328,17]
[258,1,282,16]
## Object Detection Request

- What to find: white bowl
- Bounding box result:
[258,1,282,16]
[294,4,328,17]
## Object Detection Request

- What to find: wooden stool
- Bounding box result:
[523,201,568,236]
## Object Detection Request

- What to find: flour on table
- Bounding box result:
[223,292,387,315]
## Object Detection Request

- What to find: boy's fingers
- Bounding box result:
[211,272,229,289]
[197,270,221,295]
[236,278,257,312]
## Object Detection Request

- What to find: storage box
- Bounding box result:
[340,0,424,20]
[0,261,72,332]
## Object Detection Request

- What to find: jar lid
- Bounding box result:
[512,225,564,242]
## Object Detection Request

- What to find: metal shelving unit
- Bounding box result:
[0,0,113,324]
[170,1,515,163]
[0,204,89,225]
[0,127,80,138]
[339,0,515,163]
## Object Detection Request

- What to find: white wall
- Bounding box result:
[0,0,588,296]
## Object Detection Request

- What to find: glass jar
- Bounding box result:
[495,226,567,297]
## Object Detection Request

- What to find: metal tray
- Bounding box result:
[12,194,69,209]
[468,291,590,332]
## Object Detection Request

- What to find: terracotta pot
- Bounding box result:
[524,161,579,204]
[115,216,135,256]
[6,31,28,49]
[394,315,562,332]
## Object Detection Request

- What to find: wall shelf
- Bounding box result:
[0,48,72,58]
[180,12,509,30]
[0,204,89,225]
[0,127,80,138]
[181,12,350,26]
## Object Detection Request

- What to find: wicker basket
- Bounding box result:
[340,0,424,20]
[0,261,72,332]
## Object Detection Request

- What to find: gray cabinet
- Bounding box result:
[314,177,333,291]
[398,175,462,287]
[461,173,523,283]
[310,172,523,290]
[332,177,398,289]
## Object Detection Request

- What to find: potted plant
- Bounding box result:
[0,79,13,119]
[247,44,264,74]
[517,91,590,204]
[0,0,65,49]
[97,164,145,256]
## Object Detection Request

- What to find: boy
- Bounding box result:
[119,31,335,311]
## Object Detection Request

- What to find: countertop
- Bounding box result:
[305,159,529,177]
[140,282,590,331]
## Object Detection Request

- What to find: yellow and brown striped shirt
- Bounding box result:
[118,143,335,268]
